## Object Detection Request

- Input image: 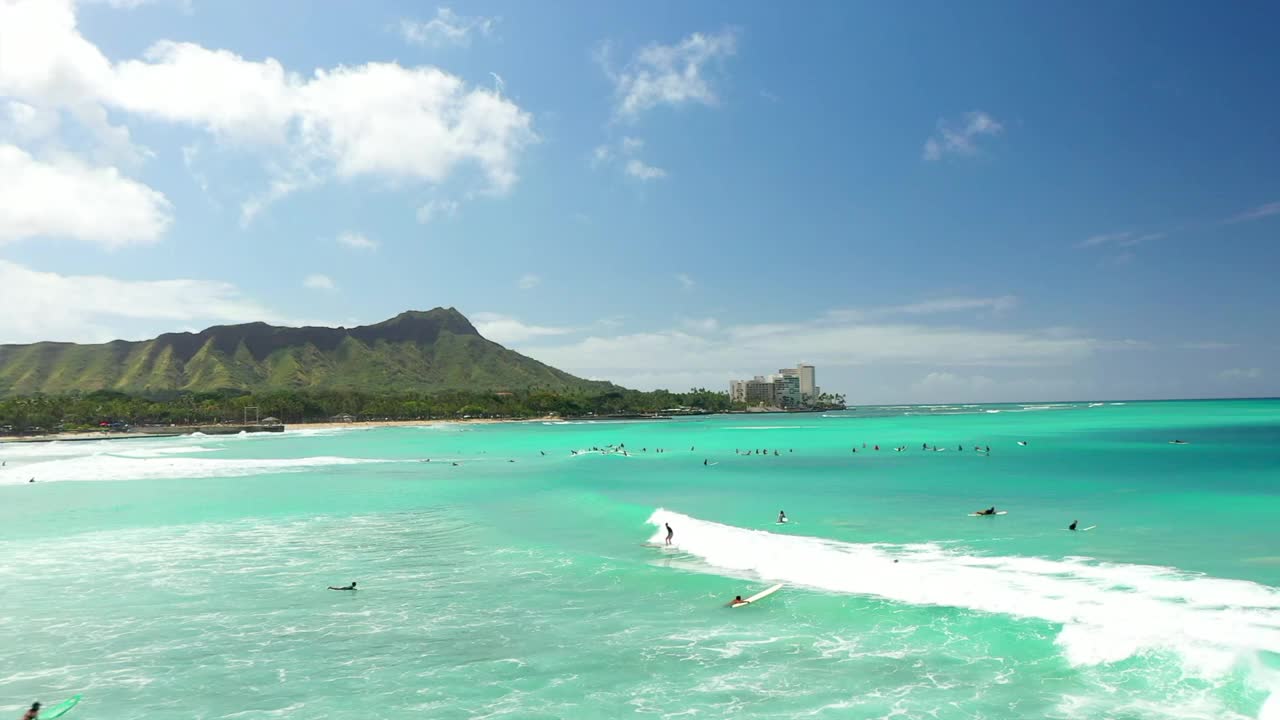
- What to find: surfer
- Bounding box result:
[1069,520,1078,531]
[665,523,674,546]
[703,459,708,466]
[778,510,787,523]
[977,506,997,516]
[21,702,39,720]
[328,581,357,591]
[729,595,746,607]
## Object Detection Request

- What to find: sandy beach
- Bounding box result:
[0,416,556,443]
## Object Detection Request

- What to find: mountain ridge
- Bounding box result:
[0,308,609,397]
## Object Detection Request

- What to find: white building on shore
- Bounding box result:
[729,363,819,408]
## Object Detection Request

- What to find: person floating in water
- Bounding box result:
[729,595,746,607]
[21,702,39,720]
[665,523,674,546]
[328,581,357,591]
[778,510,787,523]
[1069,520,1078,531]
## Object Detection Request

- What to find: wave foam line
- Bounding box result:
[2,455,392,483]
[647,509,1280,678]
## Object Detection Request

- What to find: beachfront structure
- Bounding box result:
[730,364,818,408]
[730,377,780,405]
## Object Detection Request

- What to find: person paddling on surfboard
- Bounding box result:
[778,510,787,523]
[665,523,674,546]
[328,581,357,591]
[729,595,746,607]
[21,702,39,720]
[977,506,997,516]
[1069,520,1078,531]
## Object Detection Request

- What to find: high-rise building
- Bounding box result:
[731,365,821,408]
[797,363,817,401]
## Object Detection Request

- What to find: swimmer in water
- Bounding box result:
[328,581,357,591]
[729,595,746,607]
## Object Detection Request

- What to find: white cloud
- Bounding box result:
[1,100,60,142]
[303,273,335,290]
[1225,201,1280,224]
[605,29,738,119]
[0,0,536,224]
[517,273,541,290]
[1217,368,1262,381]
[1077,231,1164,249]
[0,144,171,247]
[908,371,1088,404]
[417,198,460,224]
[337,231,378,251]
[1178,341,1235,351]
[509,314,1105,392]
[0,259,277,343]
[621,136,644,154]
[470,312,574,344]
[847,295,1018,318]
[680,316,719,333]
[398,8,498,48]
[591,144,613,168]
[625,158,666,180]
[675,273,695,290]
[922,111,1003,161]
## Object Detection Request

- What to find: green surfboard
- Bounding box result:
[39,695,81,719]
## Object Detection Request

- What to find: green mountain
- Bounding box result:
[0,308,610,397]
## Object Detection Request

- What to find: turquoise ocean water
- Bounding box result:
[2,399,1279,719]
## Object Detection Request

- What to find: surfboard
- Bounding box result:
[970,511,1008,516]
[731,583,783,608]
[1082,525,1096,531]
[39,695,81,720]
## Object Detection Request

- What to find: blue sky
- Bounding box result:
[0,0,1276,403]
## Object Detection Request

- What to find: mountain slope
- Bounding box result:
[0,308,609,396]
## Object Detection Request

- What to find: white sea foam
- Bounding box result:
[647,509,1280,680]
[2,455,391,484]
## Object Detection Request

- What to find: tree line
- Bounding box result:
[0,387,849,434]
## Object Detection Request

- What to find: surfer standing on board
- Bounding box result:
[665,523,674,546]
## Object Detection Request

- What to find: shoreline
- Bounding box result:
[0,408,847,444]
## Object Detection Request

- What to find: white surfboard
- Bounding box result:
[732,583,783,608]
[970,511,1008,516]
[1082,525,1096,531]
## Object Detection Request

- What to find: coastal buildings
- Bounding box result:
[729,364,820,408]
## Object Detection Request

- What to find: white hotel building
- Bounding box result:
[729,364,819,408]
